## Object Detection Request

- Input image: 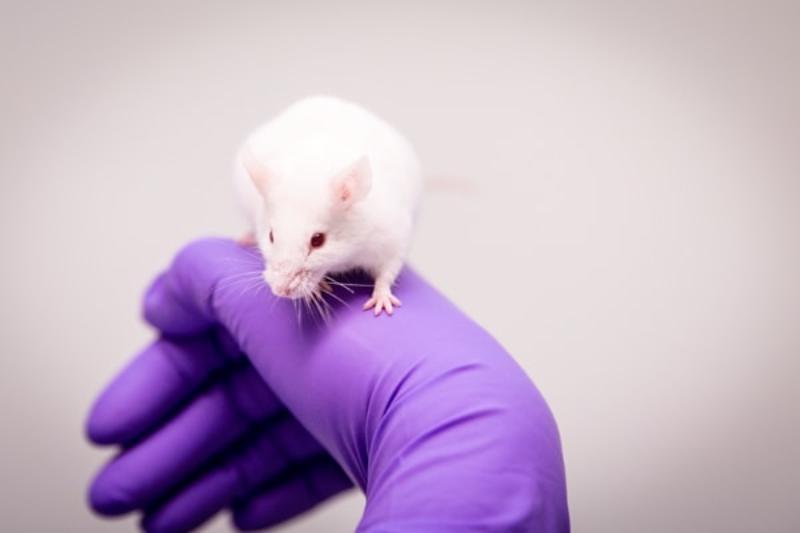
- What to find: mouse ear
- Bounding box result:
[331,156,372,208]
[241,146,272,197]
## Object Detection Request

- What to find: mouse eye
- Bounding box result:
[269,230,274,243]
[310,232,326,249]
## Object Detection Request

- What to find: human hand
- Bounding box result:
[87,238,569,531]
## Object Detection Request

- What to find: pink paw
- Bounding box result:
[363,288,401,316]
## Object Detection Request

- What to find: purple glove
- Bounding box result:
[87,238,569,531]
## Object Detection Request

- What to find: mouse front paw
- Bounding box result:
[363,286,402,316]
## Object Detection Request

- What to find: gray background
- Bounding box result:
[1,1,798,531]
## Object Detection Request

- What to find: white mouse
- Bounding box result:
[233,96,423,316]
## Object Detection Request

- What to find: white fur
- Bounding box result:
[233,96,422,307]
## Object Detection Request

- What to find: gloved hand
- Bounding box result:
[87,238,569,532]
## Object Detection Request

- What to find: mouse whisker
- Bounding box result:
[321,291,334,320]
[222,269,263,276]
[292,298,303,329]
[220,251,263,264]
[328,279,373,288]
[238,278,265,300]
[307,292,326,325]
[323,277,357,293]
[215,272,264,293]
[299,295,311,324]
[319,284,349,307]
[311,292,328,325]
[318,292,333,323]
[254,281,266,299]
[310,290,332,324]
[217,275,262,291]
[217,270,263,282]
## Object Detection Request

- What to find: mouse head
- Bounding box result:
[243,147,372,299]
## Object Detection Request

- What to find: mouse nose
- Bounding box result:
[272,285,290,298]
[265,266,305,298]
[267,277,291,298]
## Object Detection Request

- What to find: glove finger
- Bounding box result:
[86,329,241,445]
[140,418,335,533]
[231,458,353,531]
[89,365,283,516]
[142,238,267,336]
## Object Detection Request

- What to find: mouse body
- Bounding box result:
[233,96,422,315]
